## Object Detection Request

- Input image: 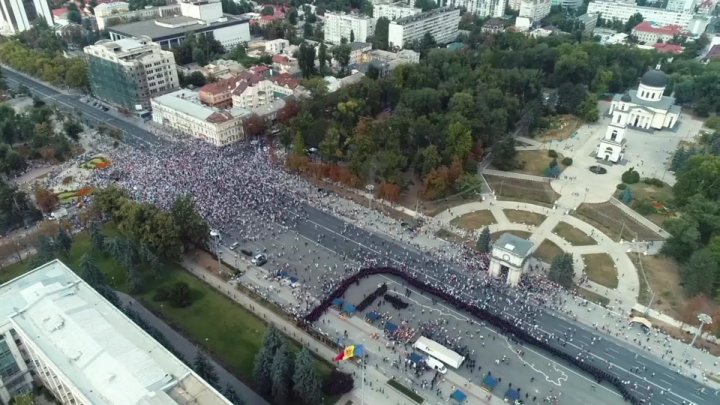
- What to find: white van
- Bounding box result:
[425,356,447,374]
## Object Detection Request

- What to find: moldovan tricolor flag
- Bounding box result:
[334,345,355,361]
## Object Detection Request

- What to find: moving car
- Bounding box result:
[230,242,239,250]
[251,254,267,266]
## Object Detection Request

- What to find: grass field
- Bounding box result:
[450,210,496,230]
[534,239,563,264]
[623,183,675,227]
[583,253,618,289]
[1,232,336,397]
[503,209,547,226]
[575,202,662,241]
[388,379,424,403]
[552,222,597,246]
[630,253,685,319]
[514,150,566,177]
[577,287,610,307]
[484,174,558,206]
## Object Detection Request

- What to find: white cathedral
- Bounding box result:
[596,68,680,163]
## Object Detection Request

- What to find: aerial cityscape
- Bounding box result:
[0,0,719,405]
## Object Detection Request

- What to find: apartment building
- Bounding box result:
[0,260,233,405]
[94,2,181,31]
[265,38,290,54]
[666,0,696,12]
[152,89,250,146]
[519,0,552,22]
[587,1,697,32]
[388,7,461,49]
[373,1,422,21]
[84,36,180,110]
[0,0,53,35]
[447,0,506,17]
[323,12,375,44]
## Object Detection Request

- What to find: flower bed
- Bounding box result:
[81,156,112,169]
[57,187,93,203]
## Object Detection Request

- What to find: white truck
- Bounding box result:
[49,208,68,221]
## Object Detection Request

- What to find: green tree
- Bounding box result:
[476,227,491,253]
[68,10,82,24]
[548,253,575,288]
[318,43,327,72]
[578,93,599,122]
[492,136,518,171]
[169,281,192,307]
[292,132,306,155]
[104,236,124,263]
[620,187,634,205]
[673,155,720,206]
[623,13,644,33]
[447,121,472,161]
[193,352,219,388]
[319,126,341,162]
[90,224,105,252]
[171,195,209,249]
[332,44,351,75]
[63,120,83,140]
[372,17,389,50]
[292,347,322,405]
[223,384,244,405]
[80,254,105,288]
[662,216,700,262]
[682,248,719,296]
[414,0,438,11]
[253,327,283,395]
[298,43,316,78]
[55,227,73,255]
[271,342,294,405]
[350,29,355,43]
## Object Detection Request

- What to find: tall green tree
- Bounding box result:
[332,44,351,75]
[292,348,322,405]
[681,248,719,296]
[80,254,105,288]
[271,343,294,405]
[492,136,518,171]
[372,17,389,50]
[476,227,491,253]
[90,224,105,252]
[548,253,575,288]
[193,352,219,388]
[253,327,283,395]
[318,43,327,72]
[298,43,316,78]
[223,384,244,405]
[171,195,209,249]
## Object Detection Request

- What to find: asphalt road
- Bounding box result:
[6,67,715,405]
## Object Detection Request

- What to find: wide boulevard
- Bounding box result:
[4,65,716,405]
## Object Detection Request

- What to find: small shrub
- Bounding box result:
[561,157,573,166]
[168,281,192,308]
[642,177,664,187]
[634,199,657,215]
[617,183,627,190]
[153,286,171,302]
[548,149,558,158]
[621,167,640,184]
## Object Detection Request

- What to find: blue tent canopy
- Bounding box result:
[278,271,289,278]
[332,298,344,307]
[366,311,381,321]
[504,388,520,401]
[343,303,357,313]
[451,390,467,402]
[409,353,424,364]
[289,276,299,283]
[384,322,398,332]
[482,374,498,390]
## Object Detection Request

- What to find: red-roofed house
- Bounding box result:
[632,21,690,44]
[653,42,685,55]
[199,70,265,108]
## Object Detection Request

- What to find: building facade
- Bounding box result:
[152,89,250,146]
[94,2,181,31]
[265,38,290,54]
[84,36,180,110]
[388,7,461,49]
[587,1,699,33]
[445,0,506,17]
[0,260,233,405]
[607,69,680,130]
[373,2,422,21]
[323,12,375,44]
[631,21,689,44]
[519,0,552,22]
[666,0,696,12]
[0,0,53,35]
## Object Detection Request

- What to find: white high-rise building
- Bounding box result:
[0,260,233,405]
[84,36,180,110]
[666,0,696,12]
[323,12,375,44]
[0,0,53,35]
[446,0,506,17]
[373,2,422,21]
[388,7,461,49]
[519,0,552,21]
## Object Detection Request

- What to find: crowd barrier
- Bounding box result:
[298,267,642,405]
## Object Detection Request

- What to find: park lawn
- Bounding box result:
[503,209,547,227]
[628,183,675,227]
[630,254,684,319]
[514,150,566,177]
[484,174,558,207]
[576,286,610,307]
[533,239,563,264]
[552,222,597,246]
[2,232,337,398]
[582,253,618,289]
[450,210,496,230]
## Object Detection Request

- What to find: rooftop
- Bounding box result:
[493,233,534,258]
[612,89,676,111]
[108,14,249,40]
[632,21,688,36]
[154,89,248,122]
[653,42,684,54]
[0,260,231,405]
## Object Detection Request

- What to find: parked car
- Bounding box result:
[230,242,239,250]
[241,249,253,257]
[251,254,267,266]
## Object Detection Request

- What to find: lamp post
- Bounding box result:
[210,229,222,275]
[689,313,712,348]
[365,184,375,210]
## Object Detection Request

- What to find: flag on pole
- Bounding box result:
[334,345,355,361]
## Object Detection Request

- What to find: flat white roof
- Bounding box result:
[153,89,216,121]
[0,260,231,405]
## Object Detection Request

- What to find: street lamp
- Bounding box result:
[689,313,712,348]
[210,229,222,275]
[365,184,375,210]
